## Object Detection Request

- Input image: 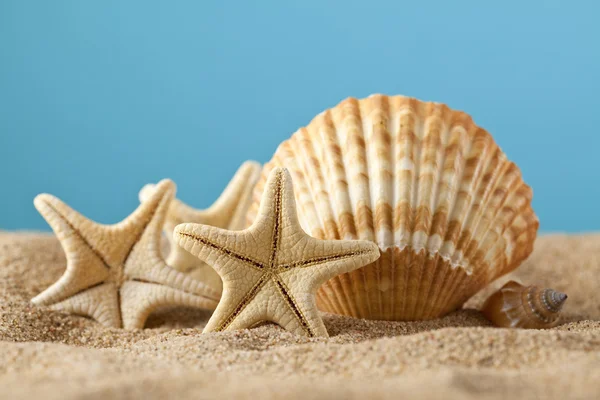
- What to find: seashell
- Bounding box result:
[481,280,567,329]
[140,161,262,291]
[246,94,539,321]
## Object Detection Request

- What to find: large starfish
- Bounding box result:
[174,168,380,337]
[139,161,261,291]
[32,179,221,329]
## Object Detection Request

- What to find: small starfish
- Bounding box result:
[139,161,261,291]
[174,168,380,337]
[32,180,221,329]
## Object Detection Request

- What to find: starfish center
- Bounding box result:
[106,265,127,287]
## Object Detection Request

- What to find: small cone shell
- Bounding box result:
[481,280,567,329]
[246,94,539,321]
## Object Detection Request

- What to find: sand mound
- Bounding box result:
[1,232,599,399]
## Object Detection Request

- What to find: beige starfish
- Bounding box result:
[139,161,261,291]
[173,168,380,337]
[32,179,221,329]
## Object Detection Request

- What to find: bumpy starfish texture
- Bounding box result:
[32,180,221,329]
[139,161,261,291]
[174,168,381,337]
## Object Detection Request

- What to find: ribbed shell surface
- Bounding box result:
[246,94,539,320]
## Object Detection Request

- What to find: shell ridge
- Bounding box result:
[326,112,368,318]
[409,112,442,318]
[387,97,397,319]
[399,245,413,317]
[458,151,511,281]
[449,132,498,272]
[471,176,535,289]
[403,105,425,318]
[508,213,538,271]
[360,98,385,317]
[441,267,470,317]
[464,156,521,276]
[474,177,530,282]
[323,108,367,318]
[424,112,452,254]
[421,118,474,317]
[502,185,538,274]
[306,117,363,318]
[335,100,373,317]
[392,98,416,317]
[372,96,396,316]
[427,121,478,315]
[372,95,394,317]
[319,281,347,316]
[297,128,331,237]
[315,290,334,313]
[312,116,342,241]
[437,121,475,262]
[415,108,454,317]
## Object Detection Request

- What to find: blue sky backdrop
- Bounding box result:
[1,1,598,232]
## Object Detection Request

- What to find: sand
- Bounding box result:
[1,231,599,399]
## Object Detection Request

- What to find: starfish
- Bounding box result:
[139,161,261,291]
[173,168,380,337]
[32,179,221,329]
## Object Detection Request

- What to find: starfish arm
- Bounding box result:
[278,236,380,286]
[32,194,110,305]
[173,223,268,274]
[121,178,221,301]
[139,186,196,242]
[164,244,201,273]
[202,161,262,224]
[269,167,311,241]
[223,161,262,230]
[116,179,175,248]
[120,281,218,329]
[138,183,157,206]
[139,163,260,283]
[165,245,199,272]
[219,277,327,337]
[251,167,287,235]
[268,275,328,337]
[137,179,209,280]
[165,245,224,292]
[202,271,269,334]
[49,283,121,328]
[124,226,221,301]
[139,161,261,229]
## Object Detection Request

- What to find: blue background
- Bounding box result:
[1,1,598,232]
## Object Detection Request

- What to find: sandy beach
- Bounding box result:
[1,231,599,399]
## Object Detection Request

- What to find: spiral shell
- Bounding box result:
[246,94,539,321]
[481,280,567,329]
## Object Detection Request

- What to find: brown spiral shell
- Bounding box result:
[481,280,567,329]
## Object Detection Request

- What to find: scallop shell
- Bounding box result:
[481,280,567,329]
[140,161,262,291]
[246,94,539,321]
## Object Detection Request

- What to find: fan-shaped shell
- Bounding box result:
[481,280,567,329]
[246,94,539,321]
